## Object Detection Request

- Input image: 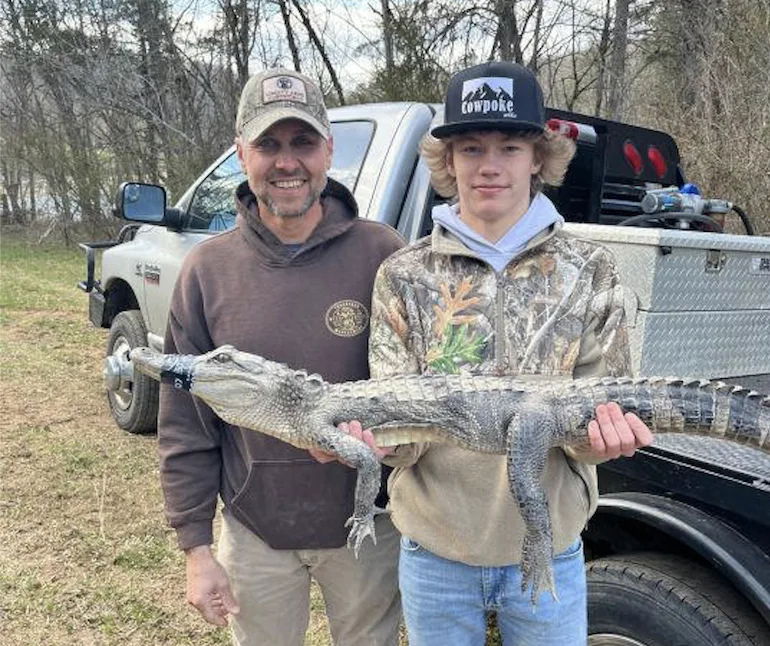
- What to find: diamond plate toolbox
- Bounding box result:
[564,224,770,378]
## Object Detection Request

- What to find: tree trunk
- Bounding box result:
[0,193,9,225]
[277,0,301,72]
[290,0,345,105]
[381,0,394,74]
[28,166,36,222]
[495,0,524,64]
[1,159,11,225]
[674,0,724,111]
[594,0,613,116]
[607,0,630,120]
[221,0,252,88]
[528,0,544,72]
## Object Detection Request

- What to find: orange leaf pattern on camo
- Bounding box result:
[432,278,481,339]
[559,338,581,372]
[385,296,409,342]
[368,230,632,380]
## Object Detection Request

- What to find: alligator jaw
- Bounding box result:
[130,347,196,391]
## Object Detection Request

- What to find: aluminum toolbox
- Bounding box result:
[563,224,770,379]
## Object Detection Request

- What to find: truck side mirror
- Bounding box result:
[113,182,183,229]
[115,182,165,221]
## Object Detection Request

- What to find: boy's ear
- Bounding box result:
[446,149,456,178]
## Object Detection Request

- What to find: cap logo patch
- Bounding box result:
[263,76,308,104]
[461,77,516,118]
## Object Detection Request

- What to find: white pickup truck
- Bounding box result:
[80,102,770,645]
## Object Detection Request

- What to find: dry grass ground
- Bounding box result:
[0,235,336,645]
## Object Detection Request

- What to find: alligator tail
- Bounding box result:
[567,377,770,452]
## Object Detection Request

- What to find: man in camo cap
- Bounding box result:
[237,68,331,142]
[158,68,403,645]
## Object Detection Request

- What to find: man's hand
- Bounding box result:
[308,420,395,464]
[584,402,654,460]
[185,545,240,627]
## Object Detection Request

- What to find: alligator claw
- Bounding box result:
[520,530,558,604]
[345,514,377,556]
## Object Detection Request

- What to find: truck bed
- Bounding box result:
[654,434,770,482]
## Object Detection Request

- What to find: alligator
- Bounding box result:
[131,344,770,603]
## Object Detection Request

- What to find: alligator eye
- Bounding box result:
[213,352,230,363]
[306,375,324,391]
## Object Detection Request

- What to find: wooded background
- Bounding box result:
[2,0,769,237]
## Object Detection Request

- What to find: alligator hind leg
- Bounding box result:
[506,409,558,604]
[314,426,382,556]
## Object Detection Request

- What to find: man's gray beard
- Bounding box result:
[260,188,321,219]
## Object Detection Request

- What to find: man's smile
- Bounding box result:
[269,177,308,190]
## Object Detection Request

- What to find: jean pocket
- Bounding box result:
[554,537,583,561]
[400,535,422,552]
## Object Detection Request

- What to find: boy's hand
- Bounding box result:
[584,402,654,460]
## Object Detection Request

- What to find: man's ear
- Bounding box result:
[235,137,245,166]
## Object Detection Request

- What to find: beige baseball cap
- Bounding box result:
[236,68,331,142]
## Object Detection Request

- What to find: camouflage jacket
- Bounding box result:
[369,219,634,565]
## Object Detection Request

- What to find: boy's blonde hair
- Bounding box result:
[420,128,576,199]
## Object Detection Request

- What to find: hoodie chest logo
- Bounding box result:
[325,300,369,337]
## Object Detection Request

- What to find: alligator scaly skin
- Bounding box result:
[131,345,770,603]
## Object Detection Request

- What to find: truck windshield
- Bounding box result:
[185,120,375,232]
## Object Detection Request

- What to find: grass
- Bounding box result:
[0,233,500,645]
[0,233,341,645]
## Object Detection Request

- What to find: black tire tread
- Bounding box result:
[588,553,770,646]
[105,310,158,434]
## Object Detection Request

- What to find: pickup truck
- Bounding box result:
[79,101,770,645]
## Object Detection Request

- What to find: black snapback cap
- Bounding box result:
[431,61,545,138]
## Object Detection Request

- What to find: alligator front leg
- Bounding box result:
[313,426,382,557]
[506,407,558,604]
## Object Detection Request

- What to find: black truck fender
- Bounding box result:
[586,491,770,625]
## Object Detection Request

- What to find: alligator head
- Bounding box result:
[130,345,328,428]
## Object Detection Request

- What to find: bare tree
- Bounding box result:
[494,0,524,63]
[276,0,301,71]
[381,0,395,74]
[528,0,544,71]
[2,0,766,239]
[606,0,629,119]
[288,0,345,104]
[220,0,260,88]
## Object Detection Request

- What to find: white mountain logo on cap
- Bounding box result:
[461,77,515,117]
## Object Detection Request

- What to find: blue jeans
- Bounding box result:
[399,536,587,646]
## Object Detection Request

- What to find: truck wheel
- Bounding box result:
[105,310,159,434]
[588,553,770,646]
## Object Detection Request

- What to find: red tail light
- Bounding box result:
[546,118,597,144]
[623,141,643,176]
[547,118,579,140]
[647,145,667,179]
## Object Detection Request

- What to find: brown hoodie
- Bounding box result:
[158,179,404,551]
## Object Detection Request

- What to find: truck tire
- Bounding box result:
[105,310,159,434]
[587,553,770,646]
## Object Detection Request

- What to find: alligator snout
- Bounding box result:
[130,347,166,381]
[129,347,198,392]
